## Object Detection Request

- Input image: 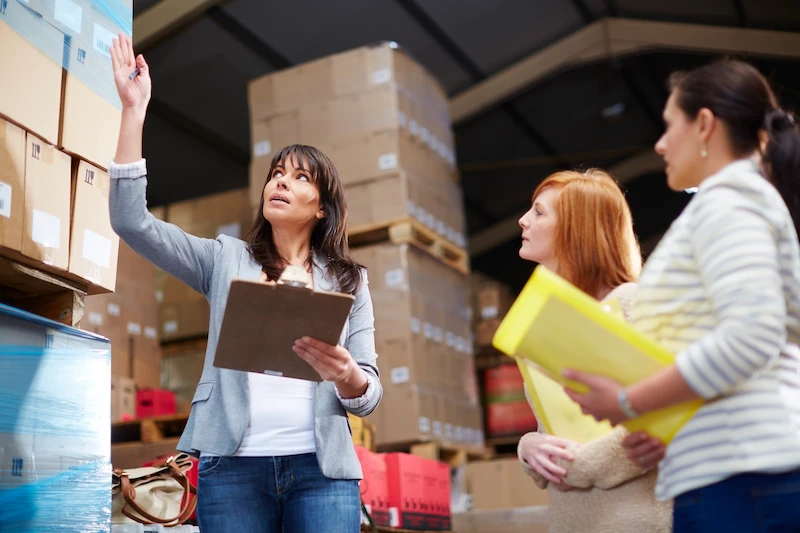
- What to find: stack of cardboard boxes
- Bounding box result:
[247,43,481,451]
[470,274,515,348]
[248,42,466,246]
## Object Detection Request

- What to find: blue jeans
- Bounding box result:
[673,469,800,532]
[196,453,361,533]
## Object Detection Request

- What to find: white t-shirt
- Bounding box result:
[233,372,316,457]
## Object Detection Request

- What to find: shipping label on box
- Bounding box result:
[69,159,119,292]
[0,119,25,251]
[22,133,71,269]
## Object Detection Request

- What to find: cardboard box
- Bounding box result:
[454,507,550,533]
[111,375,136,422]
[475,318,502,347]
[248,42,449,126]
[385,453,451,531]
[466,459,550,510]
[0,1,64,143]
[0,118,25,251]
[475,281,515,321]
[61,73,121,170]
[356,447,391,527]
[162,341,206,413]
[111,437,181,469]
[168,187,253,240]
[22,133,71,269]
[69,159,119,292]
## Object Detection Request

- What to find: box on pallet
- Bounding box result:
[0,0,64,144]
[384,453,451,531]
[351,243,483,448]
[69,159,120,292]
[0,118,25,252]
[161,341,206,413]
[465,458,550,510]
[22,132,72,269]
[111,375,136,422]
[136,388,176,419]
[356,446,391,527]
[0,302,111,531]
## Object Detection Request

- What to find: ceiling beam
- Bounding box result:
[450,18,800,125]
[134,0,228,50]
[467,149,663,257]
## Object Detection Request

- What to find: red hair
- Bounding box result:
[532,169,641,297]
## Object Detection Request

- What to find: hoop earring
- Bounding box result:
[700,143,708,159]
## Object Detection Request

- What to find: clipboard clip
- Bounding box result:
[277,265,312,289]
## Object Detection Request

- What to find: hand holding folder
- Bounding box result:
[493,266,702,443]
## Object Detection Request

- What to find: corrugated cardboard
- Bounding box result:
[69,160,119,292]
[0,3,63,144]
[162,343,206,413]
[22,133,71,269]
[454,507,550,533]
[111,375,136,422]
[248,42,448,125]
[466,459,550,510]
[111,437,181,469]
[168,187,253,240]
[0,119,25,252]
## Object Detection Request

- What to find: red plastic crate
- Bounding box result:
[385,453,451,531]
[356,446,391,527]
[136,388,176,419]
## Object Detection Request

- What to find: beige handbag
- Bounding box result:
[111,453,198,526]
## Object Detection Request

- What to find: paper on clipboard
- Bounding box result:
[213,277,355,382]
[493,266,702,443]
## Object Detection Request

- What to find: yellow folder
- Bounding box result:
[493,266,702,443]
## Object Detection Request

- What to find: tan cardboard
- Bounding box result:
[0,119,25,252]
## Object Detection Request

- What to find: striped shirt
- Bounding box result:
[633,158,800,501]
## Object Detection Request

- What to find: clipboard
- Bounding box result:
[213,266,355,382]
[492,265,703,443]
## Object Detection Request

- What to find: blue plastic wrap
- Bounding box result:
[0,0,132,110]
[0,303,112,532]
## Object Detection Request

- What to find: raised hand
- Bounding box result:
[111,33,151,115]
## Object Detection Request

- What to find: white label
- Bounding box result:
[82,229,111,269]
[0,181,11,218]
[32,210,61,249]
[445,331,455,348]
[481,305,499,320]
[254,141,272,157]
[106,303,121,316]
[423,322,433,339]
[154,290,164,303]
[433,327,443,343]
[446,227,456,243]
[93,22,115,57]
[444,423,453,440]
[406,199,416,214]
[397,111,407,128]
[384,268,405,288]
[425,212,436,229]
[389,508,400,528]
[391,367,410,384]
[163,320,178,335]
[144,326,157,339]
[409,119,421,138]
[55,0,83,34]
[434,219,445,236]
[419,417,431,434]
[433,421,443,437]
[455,336,466,354]
[454,426,464,442]
[421,127,432,146]
[410,317,421,334]
[378,153,398,170]
[216,222,241,239]
[88,312,103,326]
[371,68,391,85]
[126,322,141,336]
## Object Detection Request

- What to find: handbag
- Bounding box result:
[111,453,198,526]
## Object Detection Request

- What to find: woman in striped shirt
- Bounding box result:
[564,60,800,532]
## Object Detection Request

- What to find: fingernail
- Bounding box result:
[562,369,574,378]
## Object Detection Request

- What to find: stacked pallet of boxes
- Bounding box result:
[0,0,131,529]
[247,43,483,453]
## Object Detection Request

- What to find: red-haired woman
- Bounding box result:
[516,169,672,533]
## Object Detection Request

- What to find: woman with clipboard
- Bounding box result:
[515,170,672,533]
[565,61,800,532]
[108,35,382,533]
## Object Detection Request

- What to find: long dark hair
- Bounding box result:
[669,60,800,233]
[245,144,363,295]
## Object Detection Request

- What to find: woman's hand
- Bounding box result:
[111,33,151,117]
[518,432,578,489]
[293,337,368,397]
[562,369,627,425]
[622,432,667,470]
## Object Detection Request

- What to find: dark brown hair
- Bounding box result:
[670,59,800,233]
[245,145,362,295]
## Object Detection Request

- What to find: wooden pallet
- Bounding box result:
[0,252,87,327]
[377,439,490,468]
[111,413,190,444]
[349,219,469,275]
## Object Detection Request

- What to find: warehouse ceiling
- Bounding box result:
[133,0,800,292]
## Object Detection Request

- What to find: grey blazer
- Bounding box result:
[109,159,382,480]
